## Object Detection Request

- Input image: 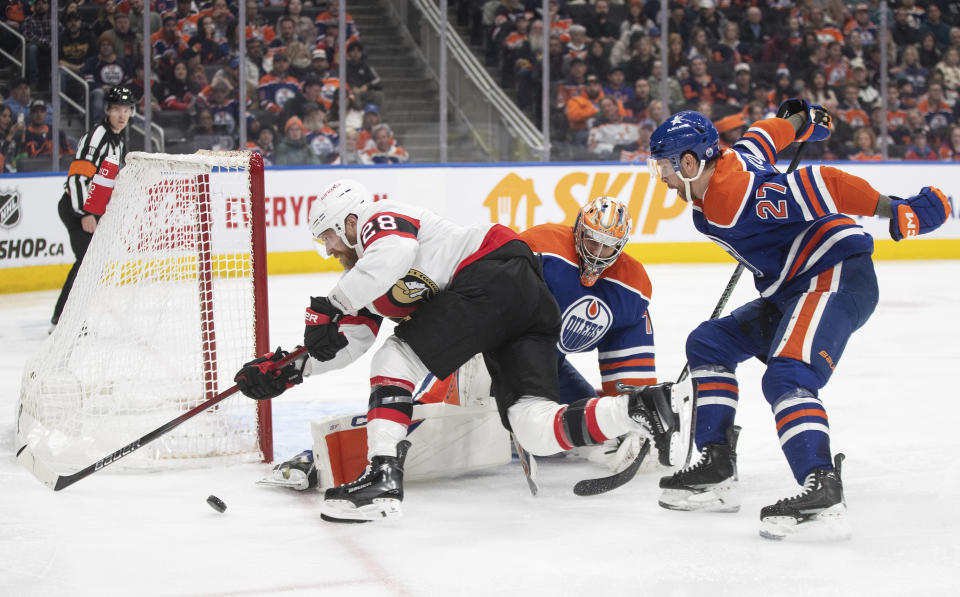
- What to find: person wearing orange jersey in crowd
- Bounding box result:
[849,127,882,161]
[355,103,381,153]
[314,1,358,45]
[566,74,606,144]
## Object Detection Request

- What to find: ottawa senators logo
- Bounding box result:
[391,270,439,305]
[373,269,440,320]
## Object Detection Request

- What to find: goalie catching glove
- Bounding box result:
[234,347,306,400]
[304,296,348,361]
[888,187,952,241]
[776,97,832,143]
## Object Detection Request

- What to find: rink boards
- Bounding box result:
[2,161,958,293]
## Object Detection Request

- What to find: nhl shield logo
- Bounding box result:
[0,188,21,228]
[558,296,612,353]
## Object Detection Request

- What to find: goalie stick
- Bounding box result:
[16,347,308,491]
[678,142,810,467]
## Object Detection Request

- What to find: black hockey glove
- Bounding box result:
[776,97,832,142]
[304,296,348,362]
[234,347,306,400]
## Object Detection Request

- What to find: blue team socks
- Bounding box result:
[691,365,740,447]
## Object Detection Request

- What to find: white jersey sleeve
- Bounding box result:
[326,200,495,320]
[330,233,418,314]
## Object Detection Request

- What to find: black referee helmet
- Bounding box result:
[105,85,137,108]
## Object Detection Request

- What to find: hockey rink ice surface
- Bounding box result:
[2,262,958,597]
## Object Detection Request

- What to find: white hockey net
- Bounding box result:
[17,151,270,472]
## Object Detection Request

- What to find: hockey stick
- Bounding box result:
[678,141,810,467]
[573,436,650,497]
[511,433,539,496]
[16,347,308,491]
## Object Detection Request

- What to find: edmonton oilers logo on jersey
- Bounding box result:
[558,297,612,353]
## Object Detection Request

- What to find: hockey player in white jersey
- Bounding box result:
[233,179,676,523]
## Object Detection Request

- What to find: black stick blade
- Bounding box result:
[574,439,650,497]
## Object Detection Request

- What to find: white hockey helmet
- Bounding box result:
[308,178,372,250]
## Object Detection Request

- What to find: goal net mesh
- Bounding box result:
[17,151,267,472]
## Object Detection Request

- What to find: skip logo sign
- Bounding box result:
[305,311,319,324]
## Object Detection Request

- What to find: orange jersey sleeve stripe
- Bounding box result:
[798,168,827,217]
[599,358,655,371]
[776,408,828,431]
[751,118,798,154]
[697,382,739,394]
[818,166,881,216]
[742,131,775,163]
[786,217,855,281]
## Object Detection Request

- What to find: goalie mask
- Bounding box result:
[309,178,371,253]
[574,197,631,287]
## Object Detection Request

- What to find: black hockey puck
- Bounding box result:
[206,495,227,513]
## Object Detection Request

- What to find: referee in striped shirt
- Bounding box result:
[51,85,135,329]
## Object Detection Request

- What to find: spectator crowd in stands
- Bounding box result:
[5,0,960,168]
[470,0,960,162]
[0,0,411,172]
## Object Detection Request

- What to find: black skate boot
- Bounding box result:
[321,440,411,523]
[759,453,850,541]
[627,382,681,466]
[256,449,317,491]
[658,425,740,512]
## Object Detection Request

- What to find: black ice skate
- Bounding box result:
[658,425,740,512]
[627,382,681,466]
[759,454,851,541]
[320,440,411,523]
[256,449,317,491]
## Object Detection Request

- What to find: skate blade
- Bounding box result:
[321,498,403,523]
[759,505,851,541]
[256,476,310,491]
[658,485,740,513]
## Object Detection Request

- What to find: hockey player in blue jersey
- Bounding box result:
[646,103,951,540]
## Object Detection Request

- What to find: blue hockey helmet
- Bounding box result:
[648,111,719,171]
[647,111,720,199]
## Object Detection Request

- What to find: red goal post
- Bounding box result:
[17,150,274,472]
